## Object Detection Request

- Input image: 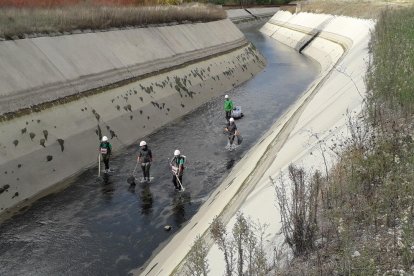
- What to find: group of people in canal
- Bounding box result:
[98,94,242,191]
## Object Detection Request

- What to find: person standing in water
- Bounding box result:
[138,141,153,182]
[99,136,112,173]
[224,117,239,150]
[224,94,234,122]
[170,149,185,191]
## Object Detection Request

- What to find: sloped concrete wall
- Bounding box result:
[0,19,245,115]
[137,11,374,276]
[226,7,279,21]
[0,20,266,217]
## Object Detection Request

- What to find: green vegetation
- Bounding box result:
[275,6,414,274]
[0,3,226,39]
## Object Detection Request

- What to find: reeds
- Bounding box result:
[0,2,226,39]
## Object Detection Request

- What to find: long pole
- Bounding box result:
[132,160,139,178]
[175,173,184,191]
[98,153,101,177]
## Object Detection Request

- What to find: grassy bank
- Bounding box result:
[0,3,226,39]
[277,6,414,275]
[298,0,413,19]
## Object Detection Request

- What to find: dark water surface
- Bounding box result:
[0,27,319,276]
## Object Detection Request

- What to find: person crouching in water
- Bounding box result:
[99,136,112,173]
[224,94,234,122]
[170,149,185,191]
[138,141,153,182]
[224,117,238,150]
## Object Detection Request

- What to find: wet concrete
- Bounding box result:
[0,26,319,276]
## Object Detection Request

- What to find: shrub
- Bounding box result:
[273,166,321,257]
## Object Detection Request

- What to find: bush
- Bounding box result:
[273,166,321,257]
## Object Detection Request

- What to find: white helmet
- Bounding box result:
[140,141,147,147]
[229,117,235,122]
[225,95,229,99]
[102,136,108,142]
[174,149,180,156]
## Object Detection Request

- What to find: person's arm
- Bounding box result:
[230,100,234,110]
[108,143,112,155]
[137,152,141,162]
[149,149,153,162]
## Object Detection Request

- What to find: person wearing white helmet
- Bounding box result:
[224,94,234,122]
[170,149,186,191]
[224,117,239,150]
[138,141,153,182]
[99,136,112,173]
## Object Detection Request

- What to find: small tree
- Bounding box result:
[232,213,249,275]
[211,216,235,276]
[273,165,321,256]
[185,235,210,276]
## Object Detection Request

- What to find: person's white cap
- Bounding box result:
[140,141,147,147]
[229,117,235,122]
[102,136,108,142]
[174,149,180,156]
[225,95,229,99]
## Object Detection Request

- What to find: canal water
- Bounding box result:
[0,26,319,275]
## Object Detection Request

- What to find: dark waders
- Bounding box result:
[141,162,151,180]
[172,174,183,190]
[225,111,232,122]
[102,155,110,171]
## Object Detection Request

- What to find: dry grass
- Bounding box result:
[0,0,187,7]
[276,5,414,275]
[298,0,414,19]
[0,3,226,39]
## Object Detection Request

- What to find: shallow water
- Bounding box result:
[0,27,319,276]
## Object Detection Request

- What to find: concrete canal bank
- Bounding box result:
[0,19,266,217]
[139,11,375,275]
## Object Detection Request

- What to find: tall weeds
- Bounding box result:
[0,3,226,39]
[276,6,414,275]
[273,166,321,257]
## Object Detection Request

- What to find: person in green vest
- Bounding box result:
[99,136,112,173]
[170,149,186,191]
[224,94,234,122]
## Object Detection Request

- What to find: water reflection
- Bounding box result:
[139,183,153,215]
[101,174,115,201]
[226,158,236,170]
[172,193,191,226]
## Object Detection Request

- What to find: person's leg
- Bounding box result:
[230,135,235,145]
[103,156,109,171]
[172,175,178,189]
[226,135,232,149]
[141,164,146,179]
[225,111,231,121]
[145,163,151,180]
